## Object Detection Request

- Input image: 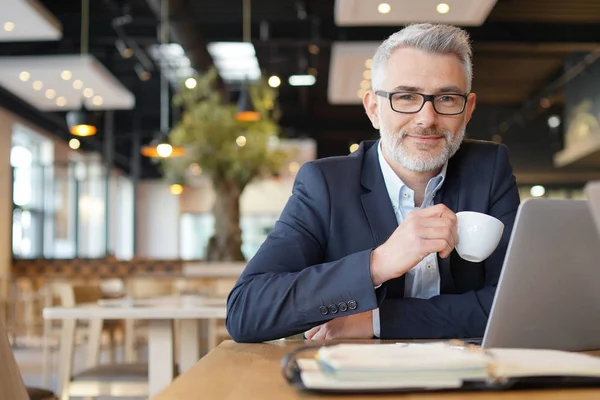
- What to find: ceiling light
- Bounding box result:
[268,75,281,88]
[357,88,366,98]
[69,138,80,150]
[360,80,370,90]
[363,70,371,80]
[134,63,151,81]
[61,70,72,80]
[141,140,184,158]
[66,106,97,137]
[32,81,42,90]
[530,185,546,198]
[3,22,15,32]
[207,42,260,83]
[539,98,551,108]
[236,136,247,147]
[184,77,197,89]
[115,39,133,59]
[45,89,55,99]
[73,79,83,89]
[349,143,359,153]
[55,96,66,107]
[92,95,103,106]
[156,143,173,157]
[548,115,561,128]
[19,71,30,81]
[378,3,391,14]
[83,88,93,98]
[365,59,372,69]
[170,184,183,195]
[289,75,316,86]
[436,3,451,14]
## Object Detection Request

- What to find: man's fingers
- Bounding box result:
[417,204,456,221]
[305,326,320,340]
[306,325,327,340]
[418,226,456,248]
[421,238,453,258]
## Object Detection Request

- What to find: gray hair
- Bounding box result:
[371,23,473,92]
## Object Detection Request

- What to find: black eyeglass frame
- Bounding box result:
[375,90,470,116]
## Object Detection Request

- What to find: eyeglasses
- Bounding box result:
[375,91,468,116]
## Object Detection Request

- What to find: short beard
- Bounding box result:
[380,125,465,172]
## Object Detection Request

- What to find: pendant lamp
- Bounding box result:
[66,104,97,136]
[235,0,260,122]
[236,79,260,122]
[141,0,184,158]
[66,0,97,136]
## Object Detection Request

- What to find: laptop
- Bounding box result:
[0,319,30,400]
[585,181,600,233]
[481,198,600,351]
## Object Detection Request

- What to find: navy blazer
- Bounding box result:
[226,139,520,343]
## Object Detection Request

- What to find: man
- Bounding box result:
[226,23,520,342]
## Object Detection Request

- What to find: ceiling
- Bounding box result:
[2,0,600,181]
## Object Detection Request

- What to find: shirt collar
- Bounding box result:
[377,140,447,208]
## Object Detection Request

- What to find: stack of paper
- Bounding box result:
[298,342,490,390]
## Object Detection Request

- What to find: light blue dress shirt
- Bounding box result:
[372,141,447,337]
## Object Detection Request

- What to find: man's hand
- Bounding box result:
[305,311,374,340]
[370,204,457,286]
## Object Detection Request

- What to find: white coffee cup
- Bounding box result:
[455,211,504,262]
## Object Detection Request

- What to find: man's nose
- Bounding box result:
[414,100,438,128]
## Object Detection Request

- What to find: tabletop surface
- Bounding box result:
[43,296,227,320]
[150,339,600,400]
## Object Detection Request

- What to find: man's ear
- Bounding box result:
[464,92,477,124]
[363,90,380,130]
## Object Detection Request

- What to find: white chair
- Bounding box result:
[56,317,148,400]
[42,282,123,388]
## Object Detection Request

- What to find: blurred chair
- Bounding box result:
[56,318,147,400]
[0,317,57,400]
[42,282,122,387]
[123,276,175,362]
[206,278,236,351]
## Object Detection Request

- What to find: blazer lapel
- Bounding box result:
[359,141,405,297]
[434,157,460,293]
[360,141,398,246]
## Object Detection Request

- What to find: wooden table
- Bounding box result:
[150,339,600,400]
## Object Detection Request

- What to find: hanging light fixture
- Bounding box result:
[66,0,97,136]
[141,0,184,158]
[66,104,97,136]
[140,136,185,158]
[236,79,260,122]
[235,0,260,122]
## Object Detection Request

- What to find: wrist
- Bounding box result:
[370,247,389,286]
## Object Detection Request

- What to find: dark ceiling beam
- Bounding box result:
[145,0,213,71]
[195,21,600,44]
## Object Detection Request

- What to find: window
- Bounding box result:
[11,124,53,258]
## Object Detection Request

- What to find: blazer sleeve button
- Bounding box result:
[328,304,339,314]
[347,300,358,310]
[338,302,348,312]
[319,305,329,315]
